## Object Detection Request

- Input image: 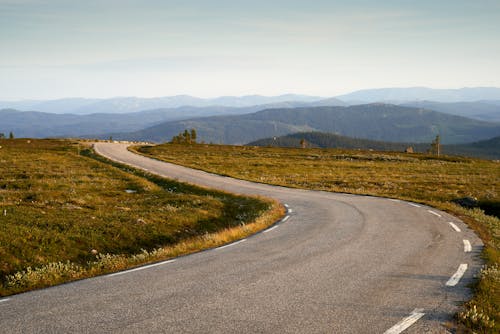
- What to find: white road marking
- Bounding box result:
[284,204,289,208]
[288,208,293,213]
[108,259,176,277]
[446,264,468,286]
[216,238,247,250]
[384,308,425,334]
[463,240,471,252]
[408,203,421,208]
[282,215,290,222]
[448,222,461,232]
[0,298,10,304]
[427,210,442,217]
[263,225,278,233]
[389,199,400,202]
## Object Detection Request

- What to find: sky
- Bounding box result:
[1,0,500,100]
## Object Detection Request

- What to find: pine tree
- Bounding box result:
[171,129,197,144]
[183,130,190,143]
[190,129,197,143]
[9,131,14,139]
[430,135,441,156]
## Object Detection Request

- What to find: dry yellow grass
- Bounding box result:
[0,139,283,296]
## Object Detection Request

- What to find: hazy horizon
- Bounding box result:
[3,86,500,103]
[2,1,500,100]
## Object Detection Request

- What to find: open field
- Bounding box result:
[0,139,282,296]
[135,143,500,332]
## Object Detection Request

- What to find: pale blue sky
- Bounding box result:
[1,0,499,99]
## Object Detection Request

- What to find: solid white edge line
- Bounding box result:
[216,238,247,250]
[446,264,468,286]
[0,298,10,304]
[427,210,442,217]
[389,199,400,202]
[263,225,278,233]
[408,203,421,208]
[448,222,461,232]
[463,239,472,252]
[108,259,176,277]
[384,308,425,334]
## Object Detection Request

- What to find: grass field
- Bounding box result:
[135,143,500,332]
[0,139,282,296]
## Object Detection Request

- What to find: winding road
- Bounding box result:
[0,143,483,333]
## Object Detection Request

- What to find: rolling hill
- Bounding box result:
[0,102,327,138]
[400,101,500,122]
[248,132,428,151]
[445,136,500,159]
[248,132,500,159]
[110,104,500,145]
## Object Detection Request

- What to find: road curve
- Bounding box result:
[0,143,483,333]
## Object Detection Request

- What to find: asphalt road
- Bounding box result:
[0,143,483,333]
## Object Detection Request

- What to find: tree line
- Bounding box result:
[170,129,197,144]
[0,132,14,139]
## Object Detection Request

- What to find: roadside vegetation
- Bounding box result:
[134,143,500,333]
[0,139,282,296]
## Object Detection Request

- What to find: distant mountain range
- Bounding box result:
[2,88,500,152]
[248,132,500,160]
[3,87,500,115]
[108,104,500,145]
[0,101,339,138]
[399,101,500,122]
[336,87,500,104]
[0,94,325,115]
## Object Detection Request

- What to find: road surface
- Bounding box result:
[0,143,483,333]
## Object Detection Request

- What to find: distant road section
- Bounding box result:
[0,143,482,333]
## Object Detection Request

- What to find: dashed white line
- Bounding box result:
[288,208,293,213]
[408,203,421,208]
[108,259,176,277]
[0,298,10,304]
[389,199,400,202]
[216,238,247,250]
[384,308,425,334]
[282,215,290,222]
[427,210,442,217]
[263,225,278,233]
[463,240,471,252]
[448,222,461,232]
[446,264,468,286]
[284,204,289,208]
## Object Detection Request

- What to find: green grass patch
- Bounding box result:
[134,143,500,332]
[0,139,282,296]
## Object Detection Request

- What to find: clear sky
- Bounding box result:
[1,0,499,100]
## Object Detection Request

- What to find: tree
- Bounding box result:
[0,133,5,139]
[170,128,197,144]
[190,128,197,142]
[9,131,14,139]
[430,135,441,156]
[183,129,190,143]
